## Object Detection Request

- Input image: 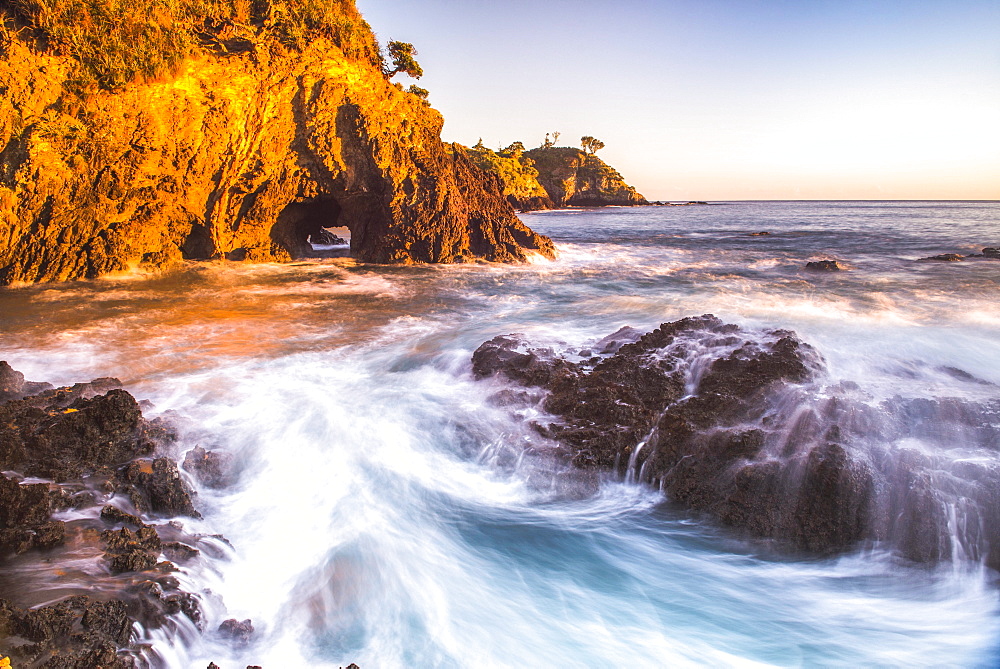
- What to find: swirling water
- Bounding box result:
[1,201,999,667]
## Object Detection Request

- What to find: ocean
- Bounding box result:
[1,201,998,667]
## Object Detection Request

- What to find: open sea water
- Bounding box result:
[1,201,999,667]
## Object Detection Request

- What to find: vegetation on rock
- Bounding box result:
[385,39,422,79]
[461,136,645,210]
[5,0,383,92]
[464,141,553,211]
[525,145,646,207]
[579,135,605,155]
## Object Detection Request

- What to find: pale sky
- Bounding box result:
[357,0,1000,200]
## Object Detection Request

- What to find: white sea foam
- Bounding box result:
[2,202,999,667]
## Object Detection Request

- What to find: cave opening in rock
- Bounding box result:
[272,197,352,259]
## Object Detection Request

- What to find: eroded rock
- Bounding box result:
[472,316,1000,566]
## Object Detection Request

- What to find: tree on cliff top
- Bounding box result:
[581,136,605,155]
[385,40,423,78]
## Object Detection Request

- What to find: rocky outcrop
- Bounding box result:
[0,596,135,668]
[0,1,554,285]
[523,147,646,207]
[0,363,207,665]
[473,316,1000,567]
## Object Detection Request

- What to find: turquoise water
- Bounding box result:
[1,201,998,667]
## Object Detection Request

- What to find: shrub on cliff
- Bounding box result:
[4,0,382,91]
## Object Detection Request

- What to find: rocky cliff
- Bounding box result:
[0,1,554,285]
[525,147,647,207]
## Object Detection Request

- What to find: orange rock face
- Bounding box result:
[0,9,554,284]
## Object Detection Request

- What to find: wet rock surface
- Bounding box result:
[473,316,1000,567]
[920,253,965,262]
[183,446,236,489]
[805,259,843,271]
[218,617,255,646]
[0,363,212,666]
[0,595,134,668]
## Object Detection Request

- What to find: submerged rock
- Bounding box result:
[183,446,235,489]
[218,618,255,646]
[805,260,844,271]
[919,253,964,262]
[473,316,1000,567]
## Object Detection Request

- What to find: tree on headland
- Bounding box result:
[407,85,429,101]
[581,136,605,154]
[502,141,525,159]
[385,40,423,79]
[551,131,560,145]
[542,133,554,148]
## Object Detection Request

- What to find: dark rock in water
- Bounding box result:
[919,253,964,262]
[805,260,843,271]
[116,458,200,518]
[0,595,135,668]
[967,247,1000,259]
[0,361,24,401]
[102,525,162,574]
[101,504,145,527]
[0,474,66,556]
[183,446,235,489]
[0,361,55,403]
[0,363,210,661]
[309,229,348,246]
[748,231,770,236]
[0,386,160,481]
[219,618,255,645]
[472,316,1000,566]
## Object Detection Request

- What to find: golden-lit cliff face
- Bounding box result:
[0,4,554,285]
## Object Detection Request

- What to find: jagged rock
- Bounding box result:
[101,505,145,527]
[472,316,1000,564]
[0,1,554,285]
[523,147,647,207]
[0,385,160,481]
[966,247,1000,259]
[0,361,25,402]
[0,361,54,403]
[919,253,964,262]
[101,525,162,574]
[0,595,135,668]
[116,458,200,518]
[0,474,66,556]
[183,446,235,489]
[309,229,348,246]
[218,618,255,646]
[805,260,843,271]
